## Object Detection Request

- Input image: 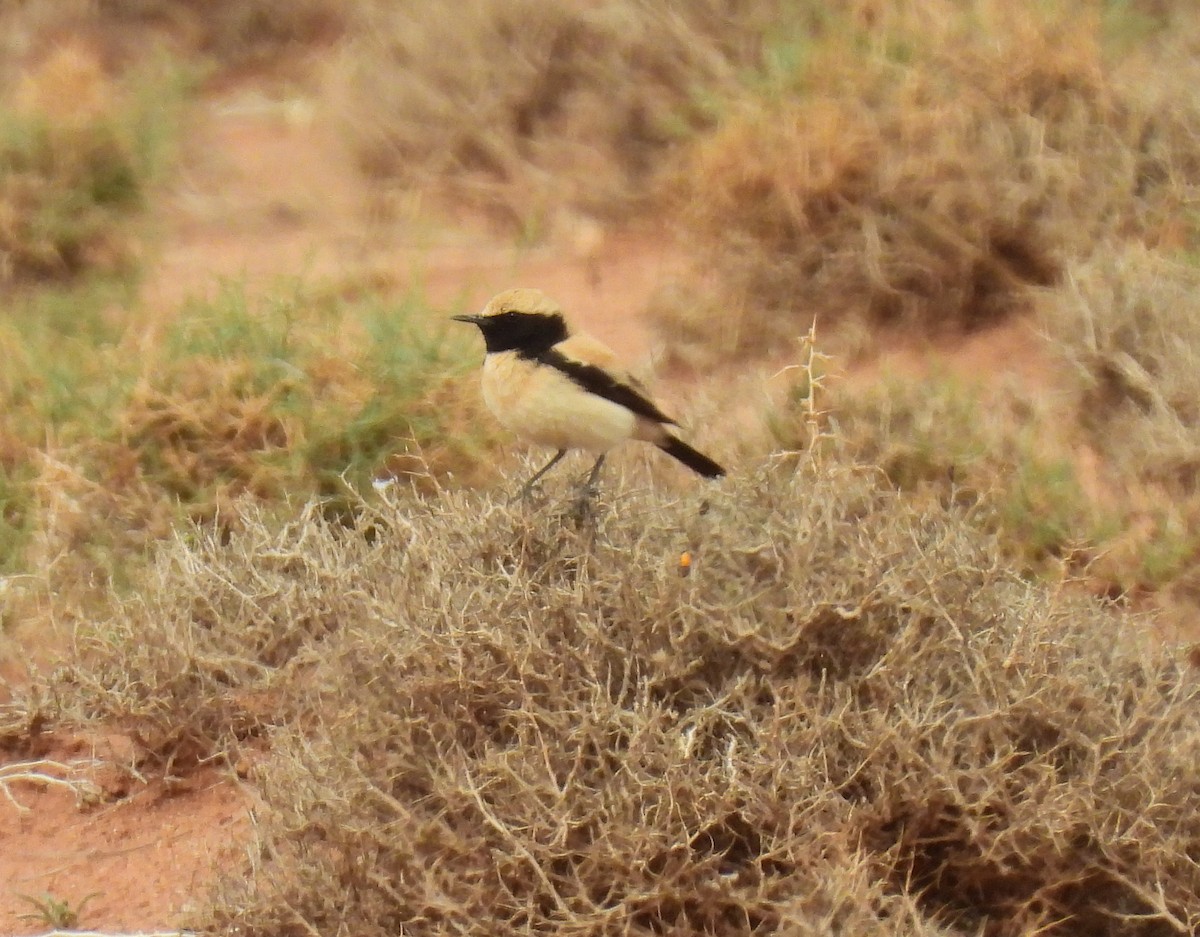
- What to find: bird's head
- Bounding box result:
[452,288,569,355]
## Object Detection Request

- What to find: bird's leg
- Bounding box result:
[570,454,606,523]
[583,454,606,499]
[513,449,567,501]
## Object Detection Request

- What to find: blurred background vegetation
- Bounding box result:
[2,0,1200,645]
[5,2,1200,934]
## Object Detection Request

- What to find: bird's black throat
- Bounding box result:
[475,311,569,356]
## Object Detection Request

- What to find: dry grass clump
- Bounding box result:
[0,0,344,76]
[771,372,1103,575]
[0,280,491,648]
[121,283,496,509]
[657,2,1200,357]
[43,500,383,766]
[334,0,796,229]
[1038,245,1200,595]
[113,0,345,68]
[1046,247,1200,490]
[33,462,1199,934]
[0,42,181,284]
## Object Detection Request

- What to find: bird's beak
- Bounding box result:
[451,314,484,325]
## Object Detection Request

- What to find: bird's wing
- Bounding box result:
[538,333,676,425]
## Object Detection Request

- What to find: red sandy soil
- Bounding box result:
[0,732,248,934]
[146,87,678,360]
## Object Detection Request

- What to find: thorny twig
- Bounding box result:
[0,759,105,814]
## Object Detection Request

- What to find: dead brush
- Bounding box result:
[771,370,1107,575]
[332,0,794,229]
[0,0,345,74]
[0,40,182,285]
[43,498,394,768]
[1040,244,1200,597]
[657,2,1200,359]
[1046,246,1200,491]
[32,459,1198,935]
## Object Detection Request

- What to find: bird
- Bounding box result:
[453,288,725,499]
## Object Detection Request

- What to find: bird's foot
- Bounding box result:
[566,454,606,525]
[508,481,539,505]
[568,483,601,526]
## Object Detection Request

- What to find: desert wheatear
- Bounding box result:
[453,288,724,498]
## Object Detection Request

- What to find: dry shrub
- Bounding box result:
[120,0,345,67]
[335,0,792,227]
[1039,245,1200,596]
[1046,246,1200,490]
[772,372,1103,574]
[659,2,1200,356]
[0,29,190,287]
[46,500,401,766]
[0,0,344,75]
[668,93,1069,350]
[0,43,148,283]
[38,461,1199,934]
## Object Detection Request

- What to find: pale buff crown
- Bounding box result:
[480,288,565,319]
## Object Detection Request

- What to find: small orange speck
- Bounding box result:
[679,551,692,577]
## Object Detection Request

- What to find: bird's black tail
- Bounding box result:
[659,436,725,478]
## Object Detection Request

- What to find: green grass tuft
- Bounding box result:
[0,46,192,285]
[0,277,493,639]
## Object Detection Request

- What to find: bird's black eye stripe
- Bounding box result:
[478,311,568,354]
[538,350,676,425]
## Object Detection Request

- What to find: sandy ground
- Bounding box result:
[1,731,247,934]
[146,89,681,359]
